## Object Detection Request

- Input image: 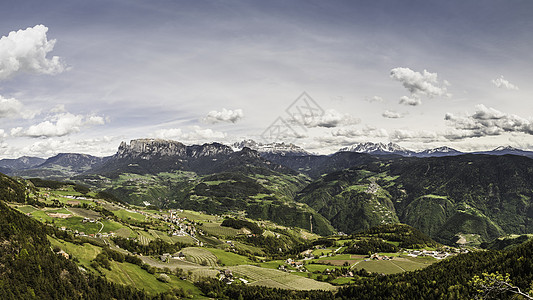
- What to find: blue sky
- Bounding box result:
[1,0,532,158]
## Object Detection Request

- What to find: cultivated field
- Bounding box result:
[229,265,335,291]
[199,222,241,237]
[182,247,219,267]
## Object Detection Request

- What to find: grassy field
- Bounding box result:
[350,256,436,274]
[174,210,218,222]
[231,241,265,256]
[13,205,38,214]
[229,265,335,291]
[204,248,253,266]
[258,260,285,270]
[113,209,147,222]
[47,236,101,269]
[54,217,101,234]
[100,219,127,233]
[312,248,335,256]
[102,261,205,298]
[170,235,197,245]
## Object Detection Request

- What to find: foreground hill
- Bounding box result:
[296,154,533,243]
[0,174,149,299]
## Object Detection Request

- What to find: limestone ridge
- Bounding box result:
[115,139,233,159]
[116,139,187,159]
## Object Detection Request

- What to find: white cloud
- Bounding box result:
[399,96,422,106]
[390,67,449,97]
[14,113,106,138]
[332,125,389,138]
[0,129,7,138]
[0,24,67,80]
[153,128,183,140]
[50,104,66,113]
[203,108,244,124]
[10,127,23,136]
[154,126,226,142]
[391,67,450,106]
[366,96,384,103]
[491,75,519,90]
[0,95,38,119]
[291,109,360,128]
[444,104,533,140]
[382,110,404,119]
[0,96,24,118]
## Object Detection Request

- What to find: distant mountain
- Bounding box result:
[474,146,533,158]
[416,146,463,157]
[10,153,109,179]
[338,142,533,158]
[38,153,109,170]
[0,156,45,170]
[339,142,415,156]
[232,139,310,156]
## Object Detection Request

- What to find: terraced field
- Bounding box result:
[181,247,219,267]
[137,230,153,245]
[140,256,205,271]
[199,223,241,237]
[115,227,134,238]
[228,265,335,291]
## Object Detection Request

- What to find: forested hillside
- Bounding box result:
[296,155,533,243]
[0,176,150,299]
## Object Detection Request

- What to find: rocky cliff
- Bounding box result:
[115,139,233,159]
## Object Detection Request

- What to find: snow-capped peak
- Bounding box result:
[232,140,310,156]
[339,142,413,155]
[492,145,520,152]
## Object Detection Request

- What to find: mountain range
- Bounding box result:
[1,138,533,244]
[3,140,533,176]
[338,142,533,158]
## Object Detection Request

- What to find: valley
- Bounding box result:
[6,179,449,297]
[1,139,533,299]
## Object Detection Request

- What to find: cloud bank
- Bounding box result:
[12,113,106,138]
[382,110,404,119]
[0,24,67,79]
[154,126,226,142]
[445,104,533,140]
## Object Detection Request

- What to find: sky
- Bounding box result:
[1,0,533,158]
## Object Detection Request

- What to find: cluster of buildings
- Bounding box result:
[405,249,453,259]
